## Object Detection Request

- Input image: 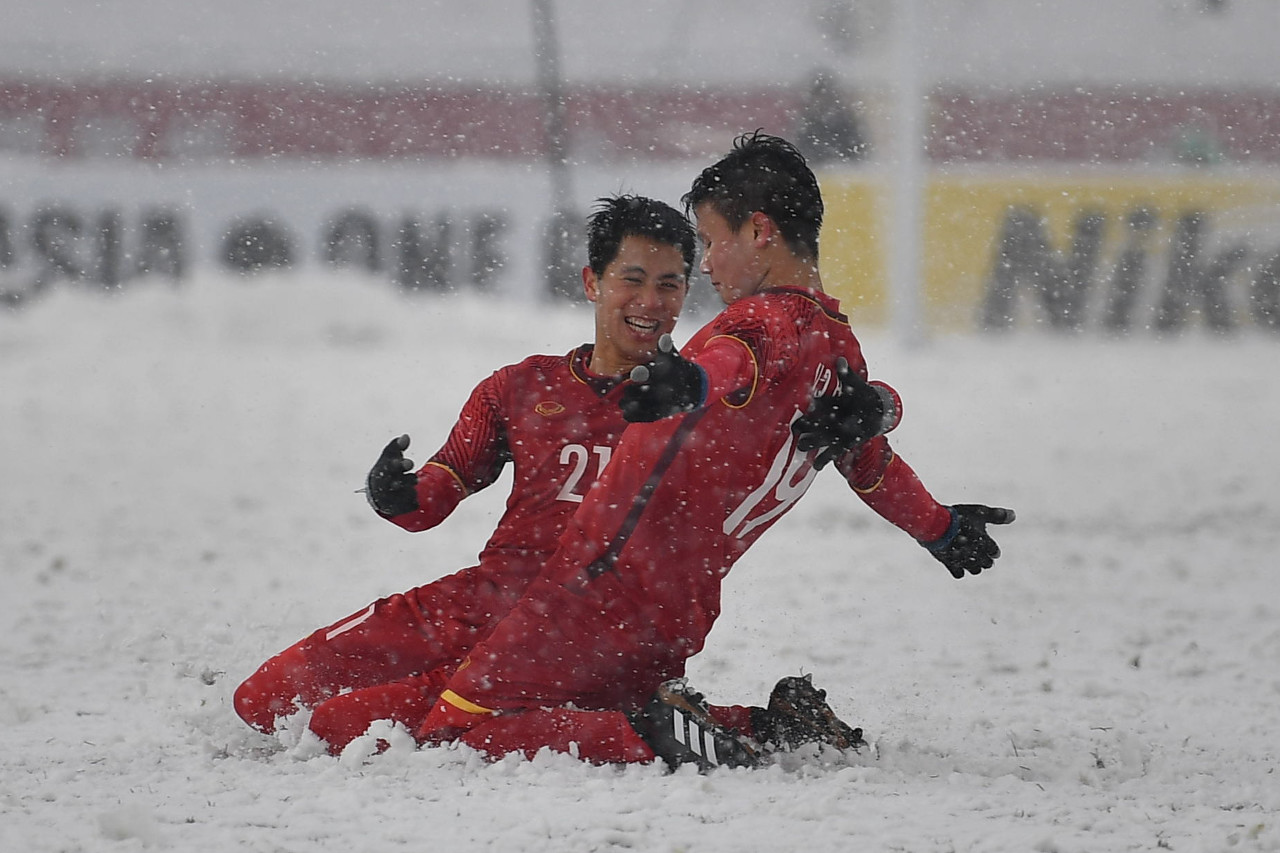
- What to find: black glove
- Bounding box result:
[365,434,419,517]
[620,334,708,423]
[791,358,889,469]
[923,504,1016,578]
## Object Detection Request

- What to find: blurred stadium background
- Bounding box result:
[3,0,1279,334]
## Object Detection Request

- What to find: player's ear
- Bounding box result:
[582,266,599,302]
[749,211,775,247]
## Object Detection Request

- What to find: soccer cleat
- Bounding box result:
[630,679,762,772]
[751,674,867,753]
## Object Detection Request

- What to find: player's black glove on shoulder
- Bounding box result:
[923,504,1016,578]
[365,434,419,517]
[620,334,708,423]
[791,357,891,470]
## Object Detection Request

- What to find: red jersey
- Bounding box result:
[545,287,882,645]
[389,345,633,566]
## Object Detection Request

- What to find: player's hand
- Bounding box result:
[923,504,1016,578]
[620,334,708,423]
[791,358,889,470]
[365,434,419,517]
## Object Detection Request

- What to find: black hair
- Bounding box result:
[586,194,697,278]
[681,131,824,260]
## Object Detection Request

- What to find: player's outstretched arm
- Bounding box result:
[364,434,420,518]
[921,504,1016,578]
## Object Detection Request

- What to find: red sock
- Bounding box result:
[417,691,492,745]
[460,708,655,765]
[309,671,448,755]
[707,702,758,738]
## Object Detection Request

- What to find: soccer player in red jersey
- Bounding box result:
[414,133,1014,769]
[232,195,700,745]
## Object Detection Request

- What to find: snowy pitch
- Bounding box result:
[2,273,1276,852]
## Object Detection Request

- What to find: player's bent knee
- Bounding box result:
[232,645,315,733]
[232,676,280,732]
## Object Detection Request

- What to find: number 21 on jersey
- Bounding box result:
[556,443,613,503]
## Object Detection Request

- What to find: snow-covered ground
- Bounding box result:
[2,272,1278,852]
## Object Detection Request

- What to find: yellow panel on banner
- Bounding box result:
[816,175,889,325]
[818,170,1280,333]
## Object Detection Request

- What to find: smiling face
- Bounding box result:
[693,203,770,306]
[583,235,689,376]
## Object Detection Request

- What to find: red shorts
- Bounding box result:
[234,554,541,732]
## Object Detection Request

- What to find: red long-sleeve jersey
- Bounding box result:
[554,286,950,648]
[388,345,633,565]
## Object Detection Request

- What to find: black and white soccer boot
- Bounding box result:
[751,674,867,754]
[630,679,762,772]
